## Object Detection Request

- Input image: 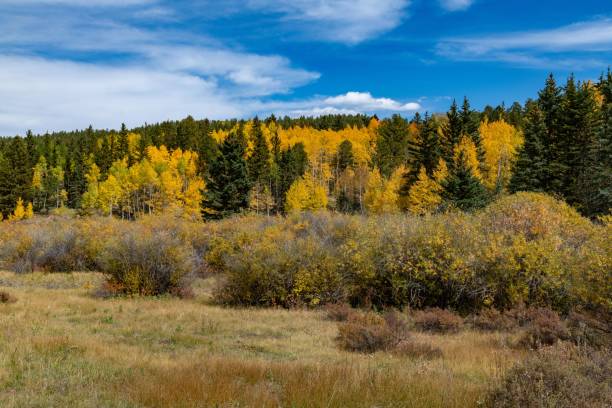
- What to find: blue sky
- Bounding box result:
[0,0,610,135]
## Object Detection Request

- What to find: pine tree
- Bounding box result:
[118,123,130,163]
[247,118,272,214]
[460,97,486,169]
[0,137,32,215]
[247,117,271,184]
[590,70,612,215]
[373,114,412,178]
[333,140,355,173]
[276,143,308,211]
[202,130,252,219]
[196,119,218,176]
[443,150,489,211]
[442,100,462,164]
[509,100,548,192]
[538,74,563,193]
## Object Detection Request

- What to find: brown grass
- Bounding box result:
[0,271,524,407]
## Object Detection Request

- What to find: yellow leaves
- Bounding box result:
[285,172,328,213]
[433,158,448,184]
[8,198,33,221]
[403,166,444,215]
[364,166,404,214]
[479,119,523,190]
[83,145,204,219]
[453,136,481,179]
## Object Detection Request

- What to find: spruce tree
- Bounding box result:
[443,149,489,211]
[590,70,612,215]
[202,130,252,219]
[441,100,462,164]
[509,100,548,192]
[538,74,563,193]
[373,114,412,178]
[333,140,355,173]
[118,123,130,163]
[247,117,271,184]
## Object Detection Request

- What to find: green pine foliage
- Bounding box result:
[202,129,252,219]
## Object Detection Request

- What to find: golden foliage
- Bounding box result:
[285,172,328,213]
[479,119,523,190]
[364,166,404,214]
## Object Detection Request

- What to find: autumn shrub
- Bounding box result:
[96,225,196,296]
[565,310,611,349]
[336,311,408,353]
[0,217,96,273]
[324,303,354,322]
[518,308,570,349]
[485,343,612,408]
[411,308,463,333]
[469,308,518,332]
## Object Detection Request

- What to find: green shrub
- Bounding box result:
[486,343,612,408]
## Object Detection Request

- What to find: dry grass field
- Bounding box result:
[0,271,525,407]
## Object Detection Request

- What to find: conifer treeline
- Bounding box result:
[0,72,610,219]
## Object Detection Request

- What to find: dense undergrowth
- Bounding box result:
[0,192,610,314]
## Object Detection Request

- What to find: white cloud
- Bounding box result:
[324,92,420,111]
[437,18,612,67]
[256,91,421,118]
[438,0,474,12]
[0,55,244,135]
[246,0,411,44]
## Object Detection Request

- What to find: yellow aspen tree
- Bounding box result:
[479,119,523,191]
[364,166,404,214]
[25,202,34,219]
[453,136,481,179]
[285,172,328,213]
[9,198,26,221]
[404,166,443,215]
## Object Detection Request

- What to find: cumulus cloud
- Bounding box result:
[324,92,420,111]
[438,0,474,12]
[437,18,612,68]
[256,91,422,118]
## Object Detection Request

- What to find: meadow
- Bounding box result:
[0,192,610,407]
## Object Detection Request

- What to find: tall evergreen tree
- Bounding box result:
[247,117,271,184]
[443,150,489,211]
[116,123,131,165]
[202,130,252,219]
[509,100,548,192]
[441,100,462,164]
[373,114,412,178]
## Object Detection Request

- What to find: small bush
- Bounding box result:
[566,311,612,349]
[518,308,570,349]
[336,311,407,353]
[486,343,612,408]
[97,227,196,296]
[469,309,518,331]
[0,290,17,304]
[393,340,443,359]
[324,303,354,322]
[412,308,463,333]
